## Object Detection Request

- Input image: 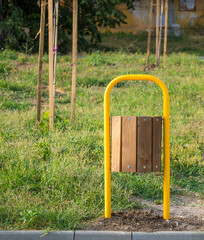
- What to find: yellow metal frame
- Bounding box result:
[104,74,170,220]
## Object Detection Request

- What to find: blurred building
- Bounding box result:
[100,0,204,34]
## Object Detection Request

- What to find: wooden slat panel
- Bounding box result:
[122,116,137,172]
[111,116,122,172]
[137,117,152,173]
[152,116,162,172]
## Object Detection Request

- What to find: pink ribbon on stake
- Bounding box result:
[53,46,58,55]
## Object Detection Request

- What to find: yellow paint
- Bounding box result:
[104,75,170,220]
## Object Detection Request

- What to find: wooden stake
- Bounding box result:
[158,0,163,65]
[147,0,153,66]
[71,0,78,124]
[37,0,46,129]
[48,0,54,131]
[53,0,59,110]
[156,0,160,66]
[163,0,168,66]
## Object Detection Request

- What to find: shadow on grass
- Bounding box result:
[85,32,204,56]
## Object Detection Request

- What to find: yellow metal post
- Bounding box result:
[104,75,170,220]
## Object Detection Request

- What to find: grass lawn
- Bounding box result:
[0,33,203,230]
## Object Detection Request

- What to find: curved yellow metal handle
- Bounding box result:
[104,74,170,220]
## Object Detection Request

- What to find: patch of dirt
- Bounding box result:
[143,63,157,71]
[12,61,37,70]
[137,194,204,221]
[86,195,204,232]
[55,87,67,96]
[40,85,67,96]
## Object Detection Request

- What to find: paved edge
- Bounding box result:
[0,231,204,240]
[132,231,204,240]
[0,231,74,240]
[75,230,131,240]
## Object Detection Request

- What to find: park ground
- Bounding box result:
[0,33,203,231]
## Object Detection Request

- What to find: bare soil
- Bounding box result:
[12,61,37,71]
[86,195,204,232]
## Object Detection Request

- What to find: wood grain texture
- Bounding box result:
[158,0,164,65]
[71,0,78,124]
[152,116,162,172]
[137,117,152,173]
[163,0,168,66]
[147,0,153,66]
[111,116,122,172]
[53,0,59,110]
[37,0,46,129]
[122,116,137,172]
[156,0,160,65]
[48,0,54,131]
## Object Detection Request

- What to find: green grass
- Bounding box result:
[0,34,204,230]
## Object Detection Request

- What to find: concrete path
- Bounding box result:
[1,230,204,240]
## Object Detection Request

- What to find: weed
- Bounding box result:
[0,97,33,110]
[86,51,113,66]
[0,49,18,61]
[20,210,37,228]
[0,62,12,76]
[18,53,29,63]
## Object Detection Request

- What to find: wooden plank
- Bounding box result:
[146,0,153,66]
[122,116,137,172]
[152,116,162,172]
[48,0,54,131]
[37,0,46,129]
[137,117,152,173]
[111,116,122,172]
[71,0,78,124]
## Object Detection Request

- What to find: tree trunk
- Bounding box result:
[71,0,78,124]
[48,0,54,131]
[53,0,59,111]
[147,0,153,66]
[163,0,168,66]
[37,0,46,129]
[158,0,164,65]
[156,0,160,66]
